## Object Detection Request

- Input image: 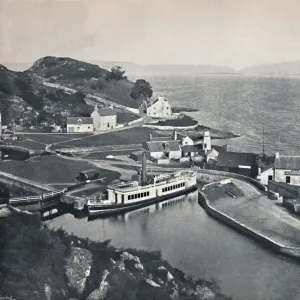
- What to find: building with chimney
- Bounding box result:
[91,105,117,131]
[146,96,172,118]
[215,152,259,178]
[67,117,94,133]
[273,152,300,185]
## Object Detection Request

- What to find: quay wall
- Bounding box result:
[268,180,299,199]
[198,188,300,259]
[56,143,141,154]
[195,169,267,192]
[142,123,198,131]
[0,171,54,195]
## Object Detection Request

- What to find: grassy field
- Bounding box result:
[85,149,140,159]
[56,127,154,148]
[0,155,120,185]
[18,133,92,144]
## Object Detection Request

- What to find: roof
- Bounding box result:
[274,156,300,170]
[207,148,219,157]
[97,108,116,116]
[150,136,172,142]
[143,140,180,152]
[67,117,93,125]
[79,169,99,175]
[148,96,169,107]
[216,152,257,168]
[182,145,199,153]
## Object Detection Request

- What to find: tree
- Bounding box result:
[130,79,153,100]
[106,65,127,81]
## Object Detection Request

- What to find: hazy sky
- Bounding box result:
[1,0,300,69]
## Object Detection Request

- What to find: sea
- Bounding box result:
[48,74,300,300]
[129,73,300,155]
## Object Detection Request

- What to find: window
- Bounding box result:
[107,123,110,128]
[268,175,273,181]
[88,126,90,129]
[286,176,291,183]
[77,127,80,129]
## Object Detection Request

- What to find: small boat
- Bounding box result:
[87,153,198,218]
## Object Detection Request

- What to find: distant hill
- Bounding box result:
[91,61,237,75]
[0,56,141,128]
[240,61,300,75]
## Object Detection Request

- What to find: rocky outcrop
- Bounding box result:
[0,207,11,218]
[120,251,144,270]
[86,270,110,300]
[195,285,215,300]
[65,247,92,295]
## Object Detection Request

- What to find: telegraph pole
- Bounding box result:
[262,123,265,157]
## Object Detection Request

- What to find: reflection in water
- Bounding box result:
[116,192,198,222]
[47,190,300,300]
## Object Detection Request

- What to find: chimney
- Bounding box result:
[149,134,152,141]
[141,152,147,186]
[173,130,177,140]
[275,152,280,158]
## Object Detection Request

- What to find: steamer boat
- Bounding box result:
[87,153,197,217]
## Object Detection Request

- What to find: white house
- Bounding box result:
[67,117,94,133]
[91,106,117,131]
[273,153,300,185]
[257,166,273,185]
[203,131,211,153]
[146,96,171,118]
[142,135,181,162]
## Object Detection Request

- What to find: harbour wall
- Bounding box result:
[198,187,300,259]
[195,169,267,192]
[268,180,299,199]
[55,144,142,154]
[0,170,55,196]
[142,123,198,131]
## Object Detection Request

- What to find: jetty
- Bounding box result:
[199,178,300,258]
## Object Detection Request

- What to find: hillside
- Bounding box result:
[29,56,140,108]
[0,57,142,128]
[0,209,231,300]
[240,60,300,75]
[93,61,236,75]
[0,64,92,128]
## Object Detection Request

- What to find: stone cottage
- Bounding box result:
[67,117,94,133]
[91,106,117,131]
[146,96,171,118]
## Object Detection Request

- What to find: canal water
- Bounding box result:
[47,191,300,300]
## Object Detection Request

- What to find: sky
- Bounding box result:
[1,0,300,69]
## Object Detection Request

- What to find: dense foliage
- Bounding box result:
[130,79,153,100]
[0,212,231,300]
[106,66,127,81]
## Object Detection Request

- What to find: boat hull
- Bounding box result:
[88,185,198,218]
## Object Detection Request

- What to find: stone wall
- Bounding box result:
[142,123,198,131]
[195,169,267,192]
[198,188,300,259]
[268,180,299,199]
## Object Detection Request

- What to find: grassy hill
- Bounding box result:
[29,56,141,108]
[0,56,142,128]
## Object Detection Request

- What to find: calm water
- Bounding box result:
[49,75,300,300]
[48,191,300,300]
[129,73,300,155]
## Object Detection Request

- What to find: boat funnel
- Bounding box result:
[141,151,147,186]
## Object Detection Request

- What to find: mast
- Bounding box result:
[262,123,265,156]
